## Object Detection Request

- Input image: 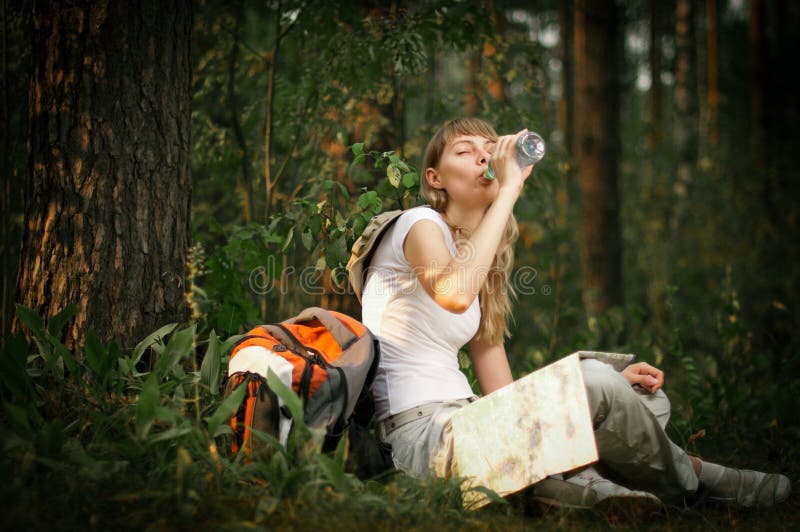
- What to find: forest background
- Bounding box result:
[1,0,799,529]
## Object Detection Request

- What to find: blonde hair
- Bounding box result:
[420,118,519,344]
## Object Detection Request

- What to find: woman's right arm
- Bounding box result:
[404,134,529,313]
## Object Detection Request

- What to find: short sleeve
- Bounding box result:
[389,207,455,266]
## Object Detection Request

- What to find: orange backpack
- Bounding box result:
[223,307,379,459]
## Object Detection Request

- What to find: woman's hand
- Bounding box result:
[490,130,533,193]
[620,362,664,393]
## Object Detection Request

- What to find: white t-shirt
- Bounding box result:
[361,206,480,420]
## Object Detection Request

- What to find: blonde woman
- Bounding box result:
[359,118,790,510]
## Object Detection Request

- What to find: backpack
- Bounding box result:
[223,307,388,474]
[346,206,432,303]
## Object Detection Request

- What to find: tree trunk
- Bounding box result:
[706,0,719,147]
[573,0,622,314]
[558,0,574,155]
[671,0,697,238]
[748,0,766,169]
[15,0,192,351]
[228,0,255,223]
[464,49,481,116]
[647,0,663,150]
[1,0,10,344]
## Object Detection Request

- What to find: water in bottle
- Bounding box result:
[485,131,546,180]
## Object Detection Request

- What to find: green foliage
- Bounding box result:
[1,306,506,530]
[4,1,799,527]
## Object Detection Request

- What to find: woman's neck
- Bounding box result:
[442,204,485,236]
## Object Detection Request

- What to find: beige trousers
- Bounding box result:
[380,358,699,501]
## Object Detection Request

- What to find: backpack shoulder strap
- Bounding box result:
[346,209,403,303]
[347,206,433,303]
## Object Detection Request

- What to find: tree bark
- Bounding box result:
[15,0,192,351]
[671,0,697,238]
[647,0,663,150]
[1,0,10,344]
[228,0,255,223]
[573,0,622,314]
[706,0,719,147]
[748,0,766,169]
[558,0,574,155]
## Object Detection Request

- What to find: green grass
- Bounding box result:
[1,305,796,531]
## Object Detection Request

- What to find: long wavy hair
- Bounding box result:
[420,118,519,344]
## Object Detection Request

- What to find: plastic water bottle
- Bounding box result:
[485,131,546,180]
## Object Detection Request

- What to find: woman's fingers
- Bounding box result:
[621,362,665,393]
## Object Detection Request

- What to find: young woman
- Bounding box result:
[359,117,791,510]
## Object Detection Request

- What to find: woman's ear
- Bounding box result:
[425,168,444,190]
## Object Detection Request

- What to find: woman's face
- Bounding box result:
[426,134,499,209]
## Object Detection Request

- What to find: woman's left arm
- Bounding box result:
[468,336,514,395]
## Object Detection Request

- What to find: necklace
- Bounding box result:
[441,213,471,242]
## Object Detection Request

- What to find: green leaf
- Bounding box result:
[53,341,79,375]
[148,426,194,443]
[136,373,160,439]
[200,331,222,395]
[324,235,349,269]
[206,381,246,437]
[336,182,350,200]
[266,369,303,426]
[352,215,367,239]
[132,323,178,365]
[464,485,508,508]
[281,225,295,253]
[334,211,347,231]
[85,330,116,383]
[351,142,364,157]
[301,228,314,250]
[0,333,36,401]
[316,453,346,491]
[15,304,45,337]
[386,164,402,187]
[357,190,378,209]
[37,419,66,457]
[220,333,248,355]
[309,214,322,236]
[334,427,348,465]
[153,324,195,378]
[47,304,78,337]
[3,401,33,432]
[402,172,418,188]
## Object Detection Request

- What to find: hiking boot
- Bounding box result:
[700,462,792,508]
[531,466,662,515]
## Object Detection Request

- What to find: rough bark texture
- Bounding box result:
[573,0,622,314]
[15,0,192,351]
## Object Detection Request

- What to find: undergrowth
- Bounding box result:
[1,303,797,531]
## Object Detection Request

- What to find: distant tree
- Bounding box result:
[1,0,30,347]
[671,0,697,238]
[558,0,574,155]
[647,0,663,151]
[14,0,192,350]
[573,0,622,314]
[706,0,719,147]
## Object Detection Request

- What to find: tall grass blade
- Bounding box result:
[200,330,222,394]
[206,382,246,437]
